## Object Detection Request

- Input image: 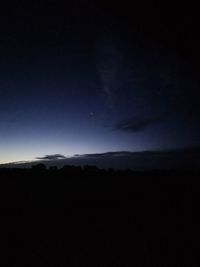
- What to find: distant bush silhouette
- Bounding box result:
[49,166,58,171]
[83,165,99,172]
[31,163,46,170]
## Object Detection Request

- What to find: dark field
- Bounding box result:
[0,167,199,266]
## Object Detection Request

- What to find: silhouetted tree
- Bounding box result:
[49,166,58,171]
[31,163,46,170]
[83,165,99,172]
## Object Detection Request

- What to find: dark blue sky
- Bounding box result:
[0,1,199,163]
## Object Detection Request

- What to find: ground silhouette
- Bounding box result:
[0,165,199,266]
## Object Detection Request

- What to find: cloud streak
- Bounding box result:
[36,154,66,160]
[78,151,132,158]
[113,116,163,132]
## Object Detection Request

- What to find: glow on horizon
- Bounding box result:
[0,144,126,164]
[0,128,163,164]
[0,143,148,164]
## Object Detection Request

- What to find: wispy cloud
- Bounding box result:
[36,154,66,160]
[113,116,163,132]
[97,38,122,110]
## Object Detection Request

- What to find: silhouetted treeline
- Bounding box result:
[1,162,199,176]
[0,165,199,266]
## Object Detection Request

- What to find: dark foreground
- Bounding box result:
[0,167,199,266]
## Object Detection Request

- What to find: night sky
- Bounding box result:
[0,1,199,164]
